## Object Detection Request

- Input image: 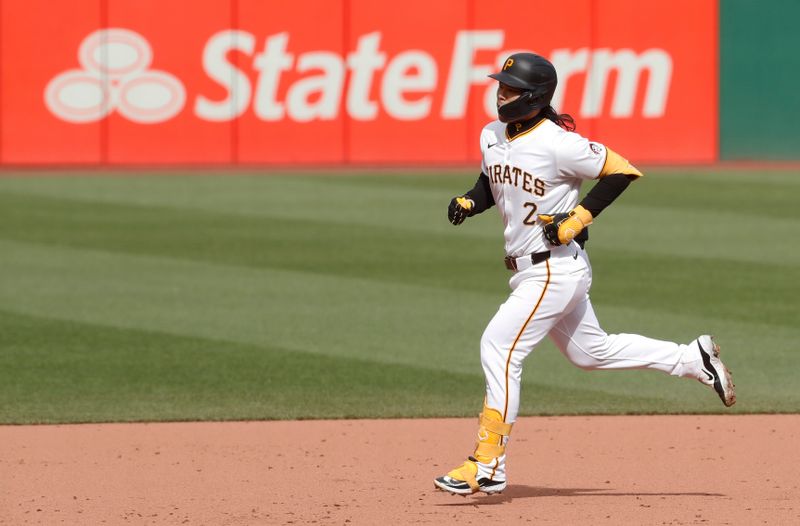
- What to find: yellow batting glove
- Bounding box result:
[538,205,593,246]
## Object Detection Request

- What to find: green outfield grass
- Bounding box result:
[0,169,798,423]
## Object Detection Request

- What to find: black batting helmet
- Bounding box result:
[489,53,557,122]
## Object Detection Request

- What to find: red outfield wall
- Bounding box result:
[0,0,717,166]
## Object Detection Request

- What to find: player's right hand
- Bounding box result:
[448,196,474,225]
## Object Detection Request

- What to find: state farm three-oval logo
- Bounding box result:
[45,28,185,124]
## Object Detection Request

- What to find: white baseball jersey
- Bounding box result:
[479,118,607,257]
[474,118,715,428]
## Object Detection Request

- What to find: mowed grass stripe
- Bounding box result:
[0,239,502,374]
[0,169,795,217]
[0,309,672,424]
[2,171,796,267]
[0,234,793,365]
[1,238,797,413]
[616,170,799,217]
[1,170,797,239]
[587,247,797,327]
[0,190,508,292]
[0,190,796,328]
[0,174,495,238]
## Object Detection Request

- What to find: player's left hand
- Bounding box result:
[538,205,593,245]
[448,196,475,225]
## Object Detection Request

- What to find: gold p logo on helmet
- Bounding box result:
[504,58,514,70]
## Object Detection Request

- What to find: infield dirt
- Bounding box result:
[1,415,797,525]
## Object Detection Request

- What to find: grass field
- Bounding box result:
[0,169,798,424]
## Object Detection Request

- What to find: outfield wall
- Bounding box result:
[0,0,784,166]
[720,0,800,160]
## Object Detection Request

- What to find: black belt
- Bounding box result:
[504,251,551,271]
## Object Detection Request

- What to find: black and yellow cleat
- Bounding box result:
[433,458,506,495]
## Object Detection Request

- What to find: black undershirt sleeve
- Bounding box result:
[464,172,495,215]
[579,173,639,217]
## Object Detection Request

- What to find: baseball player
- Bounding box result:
[433,53,736,496]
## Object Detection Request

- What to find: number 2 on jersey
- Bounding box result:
[522,202,538,225]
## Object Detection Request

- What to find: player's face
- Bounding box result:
[497,82,522,109]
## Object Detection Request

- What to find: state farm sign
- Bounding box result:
[0,0,717,165]
[46,29,673,125]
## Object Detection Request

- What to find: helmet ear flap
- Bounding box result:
[524,87,553,110]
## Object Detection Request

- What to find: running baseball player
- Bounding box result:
[434,53,735,496]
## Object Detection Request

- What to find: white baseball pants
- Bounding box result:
[481,243,707,423]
